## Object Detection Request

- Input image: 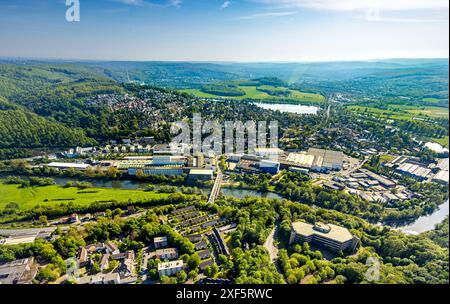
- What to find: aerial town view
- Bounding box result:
[0,0,448,294]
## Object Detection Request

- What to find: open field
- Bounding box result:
[347,105,449,120]
[405,107,449,119]
[432,136,449,148]
[0,182,170,211]
[181,82,325,104]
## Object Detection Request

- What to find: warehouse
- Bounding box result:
[47,162,90,170]
[188,169,214,181]
[308,148,344,171]
[259,160,280,174]
[396,163,431,181]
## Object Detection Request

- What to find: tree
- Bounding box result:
[210,263,219,277]
[112,208,124,218]
[188,270,198,280]
[188,253,201,270]
[38,215,48,226]
[177,270,187,283]
[36,264,60,282]
[136,169,145,180]
[107,167,120,179]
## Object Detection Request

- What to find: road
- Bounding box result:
[0,227,59,237]
[263,226,279,263]
[263,223,284,277]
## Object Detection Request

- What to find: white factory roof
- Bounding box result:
[286,153,315,168]
[47,162,90,169]
[260,160,280,167]
[255,148,284,154]
[437,158,449,171]
[397,163,431,178]
[189,169,214,175]
[433,170,449,184]
[425,142,449,154]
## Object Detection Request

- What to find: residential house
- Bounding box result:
[158,260,184,277]
[100,254,110,272]
[105,241,120,255]
[154,236,168,249]
[155,248,179,261]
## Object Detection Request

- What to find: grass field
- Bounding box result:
[181,84,325,104]
[0,182,170,211]
[347,105,449,120]
[432,136,449,148]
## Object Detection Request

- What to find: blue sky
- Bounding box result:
[0,0,448,61]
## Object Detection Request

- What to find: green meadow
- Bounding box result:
[181,81,325,104]
[432,136,449,148]
[347,104,449,120]
[0,182,169,211]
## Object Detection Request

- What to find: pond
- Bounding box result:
[253,102,319,115]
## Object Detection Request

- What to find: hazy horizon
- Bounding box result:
[1,56,448,63]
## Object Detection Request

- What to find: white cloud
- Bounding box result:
[221,1,232,9]
[168,0,182,7]
[234,10,298,20]
[253,0,449,11]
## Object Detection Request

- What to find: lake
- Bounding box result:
[253,102,319,115]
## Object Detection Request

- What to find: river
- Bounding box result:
[52,176,149,190]
[253,102,319,115]
[21,176,450,233]
[398,199,449,235]
[220,188,284,200]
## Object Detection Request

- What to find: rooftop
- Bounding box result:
[189,169,214,175]
[158,260,184,270]
[47,162,90,169]
[292,221,354,243]
[156,248,177,254]
[154,236,167,242]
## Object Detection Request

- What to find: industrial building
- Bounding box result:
[259,160,280,174]
[47,162,90,170]
[254,148,284,160]
[432,170,449,184]
[188,169,214,181]
[283,149,344,172]
[0,258,38,284]
[396,163,432,181]
[289,221,359,253]
[308,148,344,171]
[359,169,397,188]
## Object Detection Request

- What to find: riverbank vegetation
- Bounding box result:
[228,171,448,225]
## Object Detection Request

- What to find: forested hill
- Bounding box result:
[0,97,95,159]
[0,64,122,159]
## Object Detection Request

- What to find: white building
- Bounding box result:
[158,260,184,277]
